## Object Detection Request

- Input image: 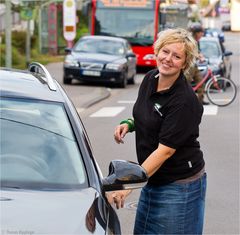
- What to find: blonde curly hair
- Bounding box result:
[154,28,198,77]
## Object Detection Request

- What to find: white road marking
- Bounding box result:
[203,105,218,115]
[88,102,218,118]
[117,101,218,115]
[90,106,126,117]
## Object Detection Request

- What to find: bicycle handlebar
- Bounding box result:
[196,58,209,67]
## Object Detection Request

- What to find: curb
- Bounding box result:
[81,87,111,109]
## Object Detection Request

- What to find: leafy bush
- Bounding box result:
[1,44,63,69]
[75,10,89,42]
[0,44,26,69]
[1,31,37,54]
[0,9,88,68]
[199,0,210,8]
[31,48,64,64]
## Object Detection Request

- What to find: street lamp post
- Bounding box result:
[5,0,12,68]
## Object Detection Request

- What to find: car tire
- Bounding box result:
[63,76,72,84]
[128,74,135,85]
[118,71,127,88]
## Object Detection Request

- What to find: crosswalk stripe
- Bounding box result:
[88,103,218,117]
[90,106,125,117]
[117,100,218,115]
[203,105,218,115]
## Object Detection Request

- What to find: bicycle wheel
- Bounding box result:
[206,77,237,106]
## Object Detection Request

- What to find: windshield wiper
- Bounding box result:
[74,50,89,53]
[124,37,153,46]
[1,185,22,189]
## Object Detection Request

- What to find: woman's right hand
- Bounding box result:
[114,123,129,144]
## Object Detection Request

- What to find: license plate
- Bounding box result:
[82,70,101,76]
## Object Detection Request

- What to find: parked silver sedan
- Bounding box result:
[199,36,233,80]
[0,63,147,234]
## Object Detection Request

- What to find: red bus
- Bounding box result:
[87,0,189,67]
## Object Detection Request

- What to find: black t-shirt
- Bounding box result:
[133,69,205,185]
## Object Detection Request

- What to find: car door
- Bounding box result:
[125,42,137,78]
[213,38,231,79]
[222,49,232,79]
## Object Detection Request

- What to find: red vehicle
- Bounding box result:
[87,0,189,68]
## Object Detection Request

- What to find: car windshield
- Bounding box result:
[95,8,154,46]
[159,3,189,31]
[0,98,87,190]
[200,40,221,58]
[74,38,125,55]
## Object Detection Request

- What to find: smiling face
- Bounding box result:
[156,42,186,79]
[154,28,198,77]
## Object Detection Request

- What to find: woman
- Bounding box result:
[111,28,207,235]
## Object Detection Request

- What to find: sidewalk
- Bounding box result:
[45,62,111,110]
[202,13,230,29]
[70,85,111,112]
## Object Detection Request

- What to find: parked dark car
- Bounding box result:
[0,63,148,234]
[63,35,137,88]
[199,36,233,79]
[205,27,225,43]
[222,20,231,31]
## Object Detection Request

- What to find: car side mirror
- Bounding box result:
[126,52,136,58]
[102,160,148,192]
[224,51,233,57]
[65,48,72,54]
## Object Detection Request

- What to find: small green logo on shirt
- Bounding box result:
[154,103,163,116]
[154,103,161,109]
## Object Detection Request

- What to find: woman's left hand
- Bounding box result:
[106,190,132,209]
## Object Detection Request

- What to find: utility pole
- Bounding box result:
[5,0,12,68]
[38,4,42,54]
[21,1,35,67]
[26,18,31,66]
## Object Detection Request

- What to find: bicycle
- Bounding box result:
[192,62,237,106]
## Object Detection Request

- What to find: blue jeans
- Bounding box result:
[134,173,207,235]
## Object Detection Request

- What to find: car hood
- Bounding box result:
[208,57,222,65]
[1,187,107,234]
[71,52,123,64]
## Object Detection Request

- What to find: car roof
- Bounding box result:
[0,67,64,102]
[205,27,222,32]
[200,36,220,43]
[80,35,127,43]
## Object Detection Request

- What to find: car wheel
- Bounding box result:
[63,76,72,84]
[118,71,127,88]
[128,74,135,85]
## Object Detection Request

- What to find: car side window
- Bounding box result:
[0,98,87,189]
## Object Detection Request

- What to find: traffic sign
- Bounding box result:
[20,7,37,20]
[63,0,76,41]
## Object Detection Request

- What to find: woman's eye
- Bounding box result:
[174,55,181,59]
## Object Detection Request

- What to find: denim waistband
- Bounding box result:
[174,167,205,184]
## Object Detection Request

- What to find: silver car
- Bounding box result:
[0,63,147,234]
[199,36,233,80]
